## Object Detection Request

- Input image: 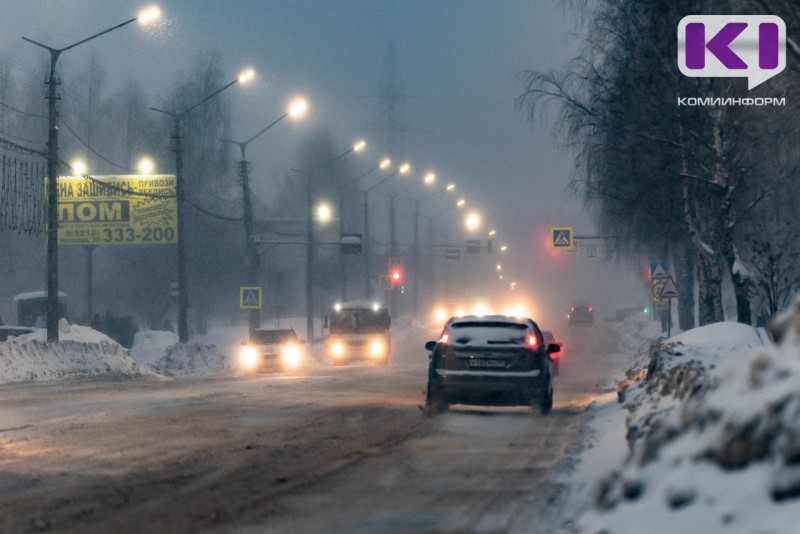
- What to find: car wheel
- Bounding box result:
[426,386,449,415]
[539,387,553,415]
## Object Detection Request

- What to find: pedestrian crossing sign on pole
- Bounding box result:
[240,287,262,310]
[550,227,573,249]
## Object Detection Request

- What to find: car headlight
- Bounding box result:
[240,346,260,370]
[281,344,302,369]
[368,339,385,358]
[329,340,346,358]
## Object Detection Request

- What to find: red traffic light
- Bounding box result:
[388,257,403,286]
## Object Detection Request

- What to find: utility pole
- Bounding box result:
[236,148,260,334]
[305,171,314,342]
[363,190,371,299]
[413,201,419,311]
[172,117,189,342]
[23,7,161,342]
[389,195,398,316]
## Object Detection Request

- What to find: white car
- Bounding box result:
[239,328,305,374]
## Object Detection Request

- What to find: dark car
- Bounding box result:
[239,328,305,374]
[542,330,562,376]
[568,303,594,325]
[424,315,560,415]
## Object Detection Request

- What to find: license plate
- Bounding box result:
[468,358,506,368]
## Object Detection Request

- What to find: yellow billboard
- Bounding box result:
[57,175,177,246]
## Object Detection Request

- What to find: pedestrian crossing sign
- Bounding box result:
[240,286,262,309]
[550,227,573,249]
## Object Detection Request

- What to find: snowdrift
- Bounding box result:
[0,322,150,384]
[579,304,800,533]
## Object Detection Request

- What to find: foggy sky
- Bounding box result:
[0,0,641,317]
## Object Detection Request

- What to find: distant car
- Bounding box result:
[424,315,560,415]
[568,303,594,325]
[542,330,562,376]
[239,328,305,374]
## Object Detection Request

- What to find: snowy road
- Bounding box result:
[0,322,633,533]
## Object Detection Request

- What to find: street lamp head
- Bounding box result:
[488,229,496,236]
[424,172,436,186]
[496,264,502,271]
[465,211,481,231]
[501,244,508,252]
[353,139,367,153]
[316,202,332,224]
[137,156,155,175]
[71,159,88,176]
[399,163,411,175]
[446,183,455,192]
[288,97,308,119]
[456,198,466,208]
[137,5,161,25]
[379,158,391,170]
[237,68,256,84]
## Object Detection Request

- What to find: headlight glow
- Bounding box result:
[240,346,260,370]
[433,307,447,323]
[330,340,346,357]
[369,339,385,358]
[281,344,302,369]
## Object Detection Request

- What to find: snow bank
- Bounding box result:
[149,343,231,377]
[0,322,150,384]
[578,308,800,533]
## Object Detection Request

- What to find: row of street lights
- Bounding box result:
[25,4,502,343]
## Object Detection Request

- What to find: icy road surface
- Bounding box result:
[0,322,633,533]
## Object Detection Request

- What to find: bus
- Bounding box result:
[325,300,391,365]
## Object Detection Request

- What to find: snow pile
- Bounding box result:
[149,342,231,377]
[0,321,150,383]
[131,329,179,366]
[578,309,800,533]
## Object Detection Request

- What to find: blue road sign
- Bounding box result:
[650,262,669,280]
[240,287,262,310]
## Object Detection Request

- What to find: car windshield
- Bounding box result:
[448,322,528,345]
[251,330,296,344]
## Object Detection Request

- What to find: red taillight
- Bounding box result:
[570,306,575,312]
[439,333,449,344]
[528,335,537,347]
[588,307,593,312]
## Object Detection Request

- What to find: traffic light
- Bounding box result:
[388,258,403,286]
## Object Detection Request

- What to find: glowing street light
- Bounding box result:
[137,157,155,175]
[71,159,88,176]
[496,264,502,271]
[424,172,436,185]
[152,67,256,343]
[446,183,455,191]
[353,139,367,153]
[465,211,482,232]
[23,5,162,342]
[288,97,308,119]
[501,244,508,252]
[316,202,333,223]
[137,5,161,24]
[223,94,308,334]
[488,229,496,236]
[457,198,466,208]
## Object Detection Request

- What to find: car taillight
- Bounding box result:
[528,335,537,348]
[588,307,593,312]
[439,333,449,344]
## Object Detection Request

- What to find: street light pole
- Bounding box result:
[292,140,365,343]
[22,6,160,342]
[223,99,307,334]
[152,68,255,343]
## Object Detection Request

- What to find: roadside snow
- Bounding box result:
[0,322,151,384]
[575,306,800,533]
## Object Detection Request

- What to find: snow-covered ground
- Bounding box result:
[5,305,800,533]
[567,304,800,533]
